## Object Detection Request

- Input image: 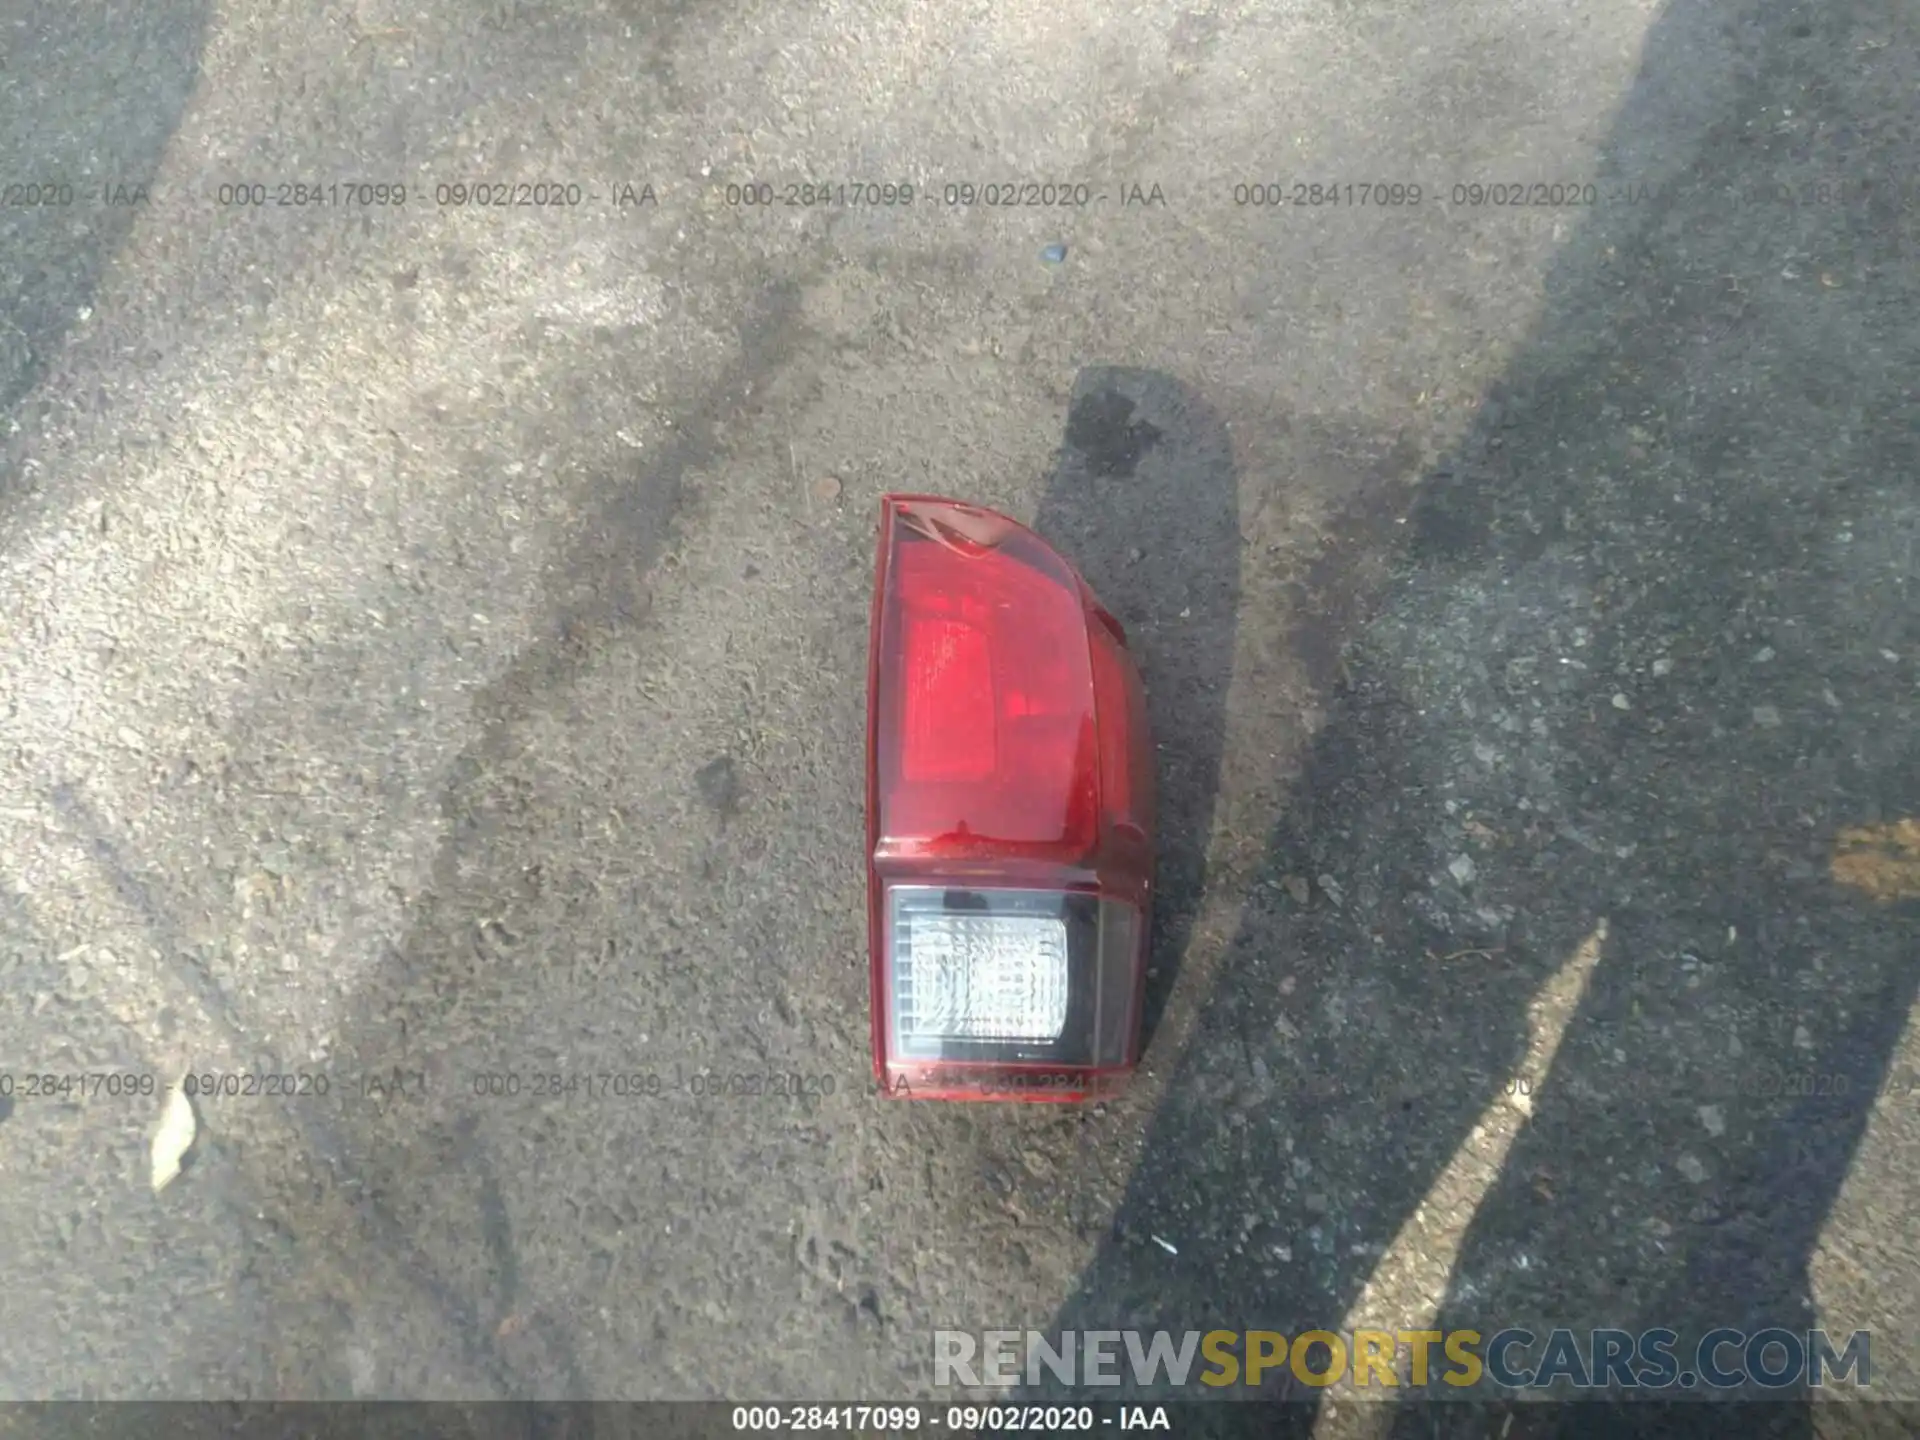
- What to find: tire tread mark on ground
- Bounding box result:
[323,274,818,1399]
[44,779,521,1397]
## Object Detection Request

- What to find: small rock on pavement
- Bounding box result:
[1282,875,1310,906]
[810,475,842,503]
[1752,704,1782,728]
[1675,1154,1709,1184]
[1698,1104,1726,1137]
[1449,854,1477,885]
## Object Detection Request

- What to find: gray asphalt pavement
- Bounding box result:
[2,0,1917,1431]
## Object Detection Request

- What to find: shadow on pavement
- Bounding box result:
[1024,0,1920,1435]
[1033,366,1240,1052]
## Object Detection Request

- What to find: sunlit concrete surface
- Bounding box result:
[1,0,1915,1423]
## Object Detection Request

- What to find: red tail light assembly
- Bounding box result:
[866,496,1155,1102]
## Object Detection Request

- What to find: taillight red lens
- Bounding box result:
[880,512,1102,854]
[867,496,1155,1102]
[900,608,996,784]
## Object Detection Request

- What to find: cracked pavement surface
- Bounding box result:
[2,0,1918,1433]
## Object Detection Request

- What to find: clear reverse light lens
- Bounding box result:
[898,909,1069,1042]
